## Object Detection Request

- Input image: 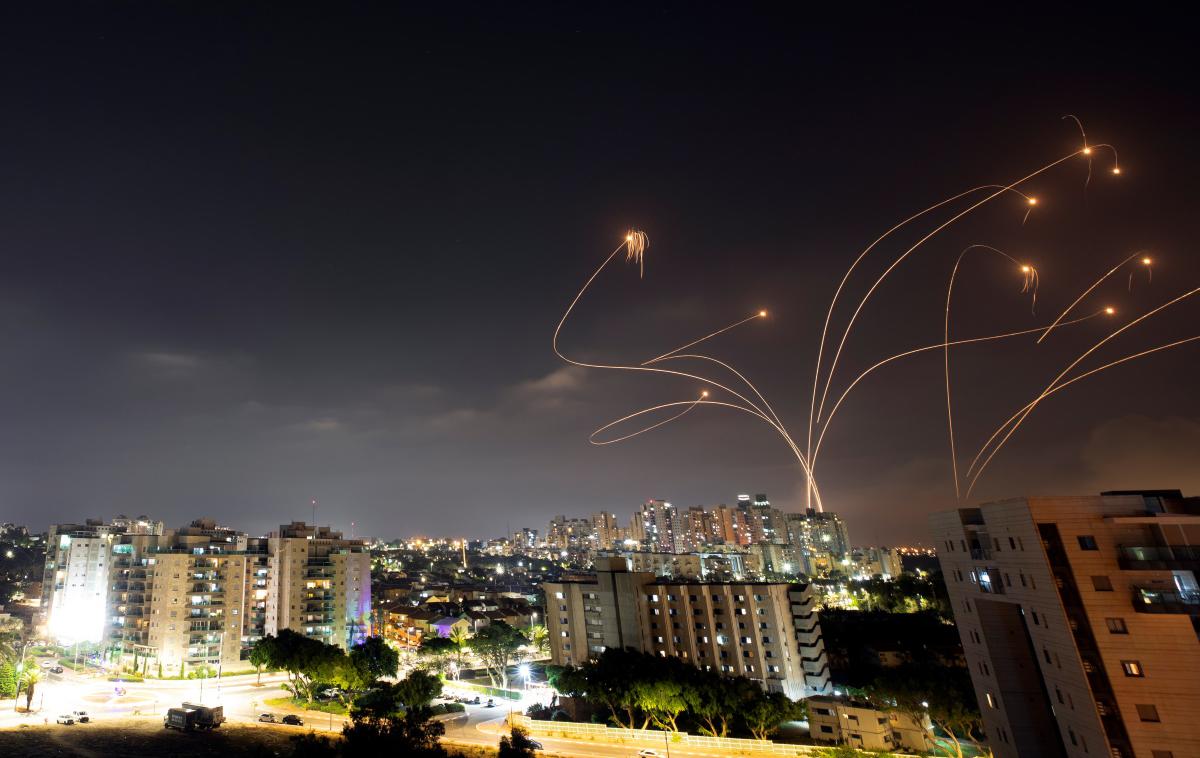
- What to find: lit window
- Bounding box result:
[1122,660,1144,677]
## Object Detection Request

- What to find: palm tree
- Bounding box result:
[448,626,470,678]
[19,667,40,712]
[525,624,549,659]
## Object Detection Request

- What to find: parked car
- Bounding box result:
[40,660,54,669]
[484,699,495,708]
[470,696,481,705]
[50,666,64,674]
[528,739,544,750]
[56,714,75,725]
[71,710,90,723]
[258,713,276,723]
[636,751,661,757]
[318,687,344,700]
[281,715,304,726]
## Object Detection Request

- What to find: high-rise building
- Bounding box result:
[544,557,830,699]
[786,508,851,574]
[42,520,130,644]
[637,500,680,553]
[591,511,622,551]
[266,522,371,649]
[42,517,371,678]
[680,506,710,552]
[930,490,1200,758]
[707,504,741,545]
[512,528,538,552]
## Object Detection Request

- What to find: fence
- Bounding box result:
[512,715,844,756]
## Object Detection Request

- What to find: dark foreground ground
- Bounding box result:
[0,719,298,758]
[0,719,498,758]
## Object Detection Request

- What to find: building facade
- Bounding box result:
[266,522,371,649]
[42,517,371,677]
[930,490,1200,758]
[543,557,829,699]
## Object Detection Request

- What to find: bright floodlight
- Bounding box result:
[518,663,531,679]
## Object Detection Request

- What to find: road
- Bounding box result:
[0,659,292,729]
[1,663,786,757]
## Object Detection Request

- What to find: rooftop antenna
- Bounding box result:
[311,498,317,526]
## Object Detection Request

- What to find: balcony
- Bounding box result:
[1118,545,1200,571]
[1133,586,1200,614]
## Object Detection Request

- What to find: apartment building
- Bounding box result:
[807,695,931,752]
[545,557,648,667]
[109,519,251,675]
[266,522,371,649]
[44,517,371,676]
[544,557,829,699]
[930,490,1200,758]
[42,521,131,644]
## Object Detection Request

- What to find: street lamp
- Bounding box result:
[518,663,531,691]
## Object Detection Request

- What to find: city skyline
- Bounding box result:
[2,7,1199,544]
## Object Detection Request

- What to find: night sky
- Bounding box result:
[1,5,1197,544]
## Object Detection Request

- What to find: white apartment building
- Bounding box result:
[931,490,1200,758]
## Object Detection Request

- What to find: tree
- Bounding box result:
[271,629,347,705]
[341,706,447,757]
[448,626,470,675]
[394,669,442,710]
[685,675,739,737]
[350,636,399,683]
[0,661,16,699]
[19,667,39,711]
[740,689,798,741]
[417,636,456,676]
[498,725,538,758]
[250,635,277,685]
[523,624,549,659]
[865,665,981,758]
[469,622,527,690]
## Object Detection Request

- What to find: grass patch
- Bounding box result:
[263,695,348,715]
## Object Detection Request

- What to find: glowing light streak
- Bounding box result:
[966,284,1200,496]
[805,183,1036,510]
[642,310,766,366]
[553,233,825,509]
[944,245,1039,498]
[1037,251,1152,343]
[812,312,1104,465]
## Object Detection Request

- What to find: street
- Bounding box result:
[2,667,787,758]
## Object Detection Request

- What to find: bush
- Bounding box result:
[0,662,17,698]
[109,673,143,682]
[428,702,466,715]
[525,703,552,721]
